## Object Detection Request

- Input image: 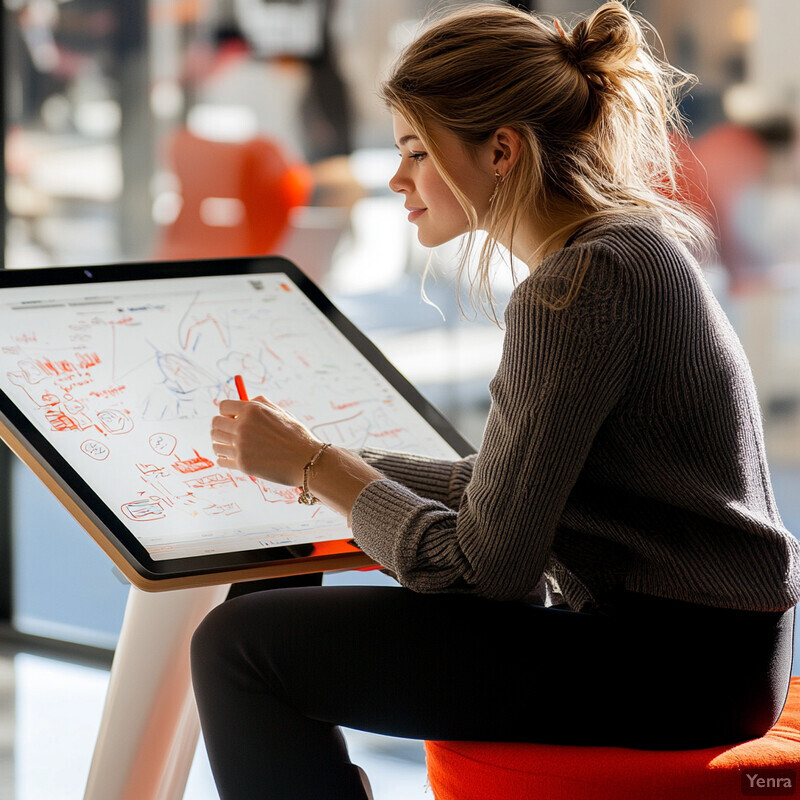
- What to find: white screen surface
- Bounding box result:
[0,272,461,561]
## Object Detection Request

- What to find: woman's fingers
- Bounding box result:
[211,440,237,459]
[218,396,275,418]
[211,414,237,441]
[209,395,319,485]
[218,398,248,417]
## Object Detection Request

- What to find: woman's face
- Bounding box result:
[389,112,494,247]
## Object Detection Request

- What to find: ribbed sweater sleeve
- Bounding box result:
[357,448,475,510]
[351,243,634,601]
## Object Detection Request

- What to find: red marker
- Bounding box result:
[234,374,249,401]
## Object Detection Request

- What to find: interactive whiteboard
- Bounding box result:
[0,257,473,590]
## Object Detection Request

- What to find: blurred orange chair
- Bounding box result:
[670,124,769,290]
[691,124,768,288]
[668,130,712,218]
[157,128,313,261]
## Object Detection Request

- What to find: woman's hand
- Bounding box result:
[211,396,320,486]
[210,395,385,521]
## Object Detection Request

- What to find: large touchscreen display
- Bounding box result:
[0,271,461,561]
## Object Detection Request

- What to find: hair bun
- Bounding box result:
[568,1,642,88]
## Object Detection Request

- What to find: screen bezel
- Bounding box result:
[0,256,475,589]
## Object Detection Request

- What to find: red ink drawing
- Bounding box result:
[46,408,79,431]
[31,352,99,377]
[12,359,48,384]
[59,378,94,393]
[35,358,73,376]
[179,314,230,351]
[368,428,404,439]
[41,396,92,431]
[261,342,283,363]
[183,472,237,490]
[311,412,368,448]
[97,408,133,435]
[80,440,110,461]
[76,352,101,368]
[137,463,170,477]
[172,449,214,474]
[88,384,127,399]
[252,479,302,504]
[6,372,61,408]
[202,502,242,517]
[121,498,166,522]
[142,481,174,506]
[149,433,177,456]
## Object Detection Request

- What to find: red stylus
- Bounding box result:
[234,374,249,401]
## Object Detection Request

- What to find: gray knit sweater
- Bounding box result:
[350,214,800,613]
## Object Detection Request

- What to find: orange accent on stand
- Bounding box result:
[312,539,381,571]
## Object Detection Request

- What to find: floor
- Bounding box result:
[0,637,432,800]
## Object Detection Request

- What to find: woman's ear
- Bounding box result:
[489,126,522,176]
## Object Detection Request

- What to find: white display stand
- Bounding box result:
[84,584,230,800]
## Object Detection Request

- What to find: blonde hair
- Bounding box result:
[380,1,715,317]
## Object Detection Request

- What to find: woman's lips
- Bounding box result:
[407,208,426,222]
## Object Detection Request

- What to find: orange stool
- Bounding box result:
[425,676,800,800]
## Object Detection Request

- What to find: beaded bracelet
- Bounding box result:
[297,442,331,505]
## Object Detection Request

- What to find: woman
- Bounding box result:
[191,3,800,798]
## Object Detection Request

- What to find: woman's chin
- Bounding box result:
[414,228,464,249]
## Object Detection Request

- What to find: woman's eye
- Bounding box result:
[396,150,427,163]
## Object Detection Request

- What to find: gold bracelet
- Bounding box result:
[297,443,331,505]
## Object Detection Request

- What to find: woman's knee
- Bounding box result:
[191,595,270,689]
[191,590,302,697]
[190,599,239,688]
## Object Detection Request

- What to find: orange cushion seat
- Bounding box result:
[425,676,800,800]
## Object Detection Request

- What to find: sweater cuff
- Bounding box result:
[350,478,447,572]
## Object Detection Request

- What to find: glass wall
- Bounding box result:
[2,0,799,664]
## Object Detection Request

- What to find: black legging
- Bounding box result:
[190,586,795,800]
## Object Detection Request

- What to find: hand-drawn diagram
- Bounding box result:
[172,449,214,474]
[81,439,110,461]
[121,497,167,522]
[97,408,134,435]
[149,433,177,456]
[0,274,461,561]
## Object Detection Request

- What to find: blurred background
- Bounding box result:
[0,0,798,798]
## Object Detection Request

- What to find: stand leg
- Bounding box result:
[84,584,229,800]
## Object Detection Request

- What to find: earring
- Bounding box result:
[488,171,504,204]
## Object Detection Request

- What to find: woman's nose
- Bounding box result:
[389,163,409,195]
